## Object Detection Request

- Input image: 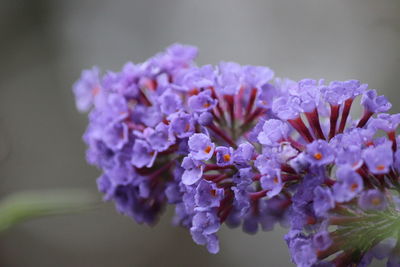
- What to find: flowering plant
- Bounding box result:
[73,44,400,266]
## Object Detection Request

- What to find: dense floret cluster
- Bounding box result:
[73,44,400,266]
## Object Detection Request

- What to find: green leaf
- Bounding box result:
[0,189,99,232]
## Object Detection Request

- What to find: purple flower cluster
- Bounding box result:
[73,44,400,266]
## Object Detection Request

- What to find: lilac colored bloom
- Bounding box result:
[188,90,217,112]
[368,113,400,133]
[232,168,253,216]
[173,65,215,92]
[242,65,274,89]
[296,79,321,112]
[169,112,195,138]
[313,186,334,217]
[188,133,215,161]
[131,139,157,168]
[145,123,176,152]
[217,62,242,95]
[260,169,283,198]
[305,140,335,166]
[335,145,363,169]
[313,231,332,251]
[135,105,163,127]
[73,67,103,112]
[287,235,317,267]
[358,189,387,210]
[362,141,393,174]
[195,180,224,209]
[233,142,255,166]
[215,146,234,166]
[159,89,182,115]
[272,96,302,120]
[74,44,400,265]
[102,122,129,151]
[197,112,213,126]
[257,119,290,146]
[181,156,204,185]
[333,166,363,202]
[190,211,220,254]
[361,89,391,113]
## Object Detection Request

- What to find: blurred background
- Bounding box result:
[0,0,399,266]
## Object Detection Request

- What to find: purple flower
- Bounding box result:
[333,166,363,202]
[296,79,321,112]
[188,90,217,112]
[368,113,400,133]
[217,62,242,95]
[181,156,204,185]
[159,89,182,115]
[305,140,335,166]
[257,119,290,146]
[188,133,215,161]
[73,67,103,112]
[233,142,255,166]
[358,189,387,210]
[215,146,234,166]
[131,139,157,168]
[195,180,224,209]
[232,168,253,216]
[242,65,274,89]
[102,122,129,151]
[169,112,195,138]
[335,145,363,169]
[260,169,283,198]
[287,234,317,267]
[197,112,213,126]
[190,211,220,254]
[361,89,391,113]
[313,186,334,217]
[362,141,393,174]
[272,96,302,120]
[145,123,176,152]
[312,231,332,251]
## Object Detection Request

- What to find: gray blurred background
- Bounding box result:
[0,0,399,266]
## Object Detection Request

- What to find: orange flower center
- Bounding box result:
[210,189,217,197]
[376,165,385,171]
[223,154,231,162]
[203,102,211,108]
[314,152,323,160]
[204,145,212,153]
[350,183,358,192]
[91,86,100,96]
[371,197,381,206]
[273,177,279,184]
[185,123,191,132]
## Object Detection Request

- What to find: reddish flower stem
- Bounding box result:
[305,108,326,140]
[329,104,340,140]
[288,117,314,143]
[245,88,258,118]
[338,98,354,134]
[356,109,374,128]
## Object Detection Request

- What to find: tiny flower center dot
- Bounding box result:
[313,152,323,160]
[350,183,359,192]
[185,123,191,132]
[223,154,231,162]
[210,189,217,197]
[376,164,385,171]
[371,197,381,206]
[203,102,211,108]
[92,87,100,96]
[273,177,279,184]
[204,145,212,153]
